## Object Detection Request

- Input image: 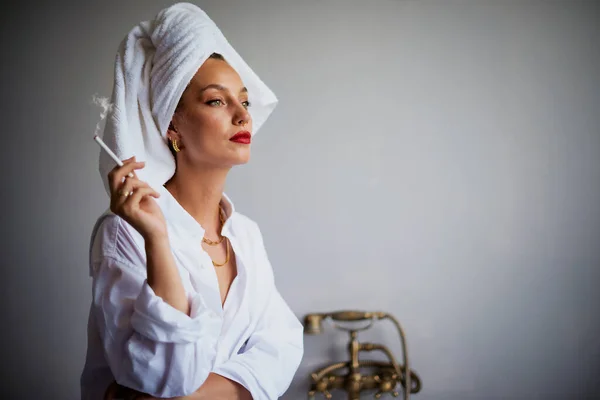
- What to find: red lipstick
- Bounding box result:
[230,131,252,144]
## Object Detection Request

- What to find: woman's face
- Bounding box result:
[168,57,253,169]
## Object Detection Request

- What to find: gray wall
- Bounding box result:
[1,0,599,399]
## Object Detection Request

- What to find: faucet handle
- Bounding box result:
[375,390,399,398]
[308,389,332,400]
[309,375,334,400]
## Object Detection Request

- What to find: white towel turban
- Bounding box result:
[98,2,277,195]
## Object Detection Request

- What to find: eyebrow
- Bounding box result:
[199,84,248,94]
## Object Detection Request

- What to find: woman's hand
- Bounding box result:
[104,381,193,400]
[108,156,167,241]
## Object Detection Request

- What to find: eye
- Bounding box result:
[242,100,251,109]
[206,99,224,106]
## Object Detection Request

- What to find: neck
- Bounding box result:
[164,164,230,240]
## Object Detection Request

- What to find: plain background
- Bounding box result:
[1,0,598,399]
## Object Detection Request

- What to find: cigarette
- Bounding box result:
[93,135,135,178]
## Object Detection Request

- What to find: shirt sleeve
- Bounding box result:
[90,218,221,398]
[211,225,304,400]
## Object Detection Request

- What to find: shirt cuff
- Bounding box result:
[130,280,222,344]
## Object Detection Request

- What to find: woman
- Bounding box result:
[80,3,303,400]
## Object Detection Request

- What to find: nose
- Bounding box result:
[237,116,249,127]
[233,103,251,127]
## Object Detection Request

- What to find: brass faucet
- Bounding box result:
[304,311,422,400]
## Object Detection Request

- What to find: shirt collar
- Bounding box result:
[156,185,236,243]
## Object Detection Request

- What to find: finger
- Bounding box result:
[117,177,150,196]
[117,161,143,182]
[109,162,145,194]
[107,156,136,183]
[114,180,152,211]
[120,187,160,216]
[121,157,138,179]
[125,187,160,208]
[124,161,144,181]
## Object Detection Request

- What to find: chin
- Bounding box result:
[230,148,251,165]
[212,146,251,167]
[234,155,251,165]
[222,154,250,167]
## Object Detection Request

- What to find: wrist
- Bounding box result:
[143,233,170,247]
[195,373,250,400]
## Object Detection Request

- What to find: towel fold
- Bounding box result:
[98,2,277,195]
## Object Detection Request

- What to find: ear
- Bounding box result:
[167,120,180,141]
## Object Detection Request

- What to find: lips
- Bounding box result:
[230,131,252,144]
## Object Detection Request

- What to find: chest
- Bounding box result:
[201,240,238,306]
[170,235,267,322]
[213,257,237,305]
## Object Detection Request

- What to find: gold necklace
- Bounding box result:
[202,207,225,246]
[201,206,229,267]
[211,238,230,268]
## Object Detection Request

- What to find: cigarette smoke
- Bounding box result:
[91,94,114,137]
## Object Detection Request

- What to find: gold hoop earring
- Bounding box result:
[172,139,181,153]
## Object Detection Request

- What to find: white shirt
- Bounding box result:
[80,185,304,399]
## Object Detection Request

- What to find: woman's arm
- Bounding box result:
[91,216,222,398]
[145,236,189,315]
[93,254,221,398]
[178,373,252,400]
[107,374,252,400]
[106,158,189,316]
